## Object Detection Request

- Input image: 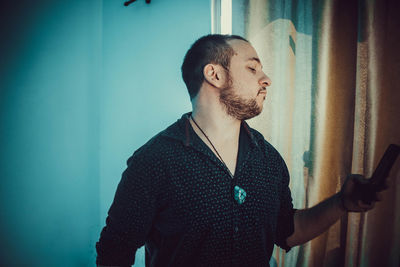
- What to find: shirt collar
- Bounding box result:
[160,112,260,148]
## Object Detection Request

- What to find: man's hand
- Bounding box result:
[287,174,390,247]
[339,174,387,212]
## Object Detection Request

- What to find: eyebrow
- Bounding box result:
[247,57,261,63]
[247,57,263,68]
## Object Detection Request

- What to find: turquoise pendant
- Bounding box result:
[234,185,247,204]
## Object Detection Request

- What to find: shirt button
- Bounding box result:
[234,226,239,232]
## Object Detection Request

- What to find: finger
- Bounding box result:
[358,200,374,209]
[376,180,391,192]
[376,180,390,191]
[382,179,392,190]
[375,191,383,201]
[354,174,369,184]
[367,191,382,202]
[362,203,374,211]
[363,207,371,212]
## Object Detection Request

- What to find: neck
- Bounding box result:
[190,93,241,143]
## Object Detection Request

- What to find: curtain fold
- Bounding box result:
[240,0,400,266]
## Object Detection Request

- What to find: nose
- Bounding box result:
[259,72,272,88]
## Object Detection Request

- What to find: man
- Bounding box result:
[96,34,383,267]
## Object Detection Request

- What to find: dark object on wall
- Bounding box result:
[124,0,151,6]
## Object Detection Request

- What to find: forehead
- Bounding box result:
[227,39,259,63]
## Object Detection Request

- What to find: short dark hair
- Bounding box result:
[181,34,249,100]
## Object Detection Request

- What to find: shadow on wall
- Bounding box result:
[0,0,210,266]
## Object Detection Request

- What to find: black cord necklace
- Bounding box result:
[190,115,233,178]
[190,114,247,204]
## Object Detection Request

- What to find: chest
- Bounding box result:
[196,134,239,177]
[164,152,282,226]
[215,145,239,177]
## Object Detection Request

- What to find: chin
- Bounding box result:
[243,109,263,120]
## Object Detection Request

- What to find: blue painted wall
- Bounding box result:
[0,0,210,266]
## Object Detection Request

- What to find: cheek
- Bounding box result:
[236,79,256,95]
[230,71,257,95]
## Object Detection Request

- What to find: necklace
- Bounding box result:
[190,114,247,205]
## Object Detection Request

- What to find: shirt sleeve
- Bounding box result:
[96,148,161,266]
[274,155,296,252]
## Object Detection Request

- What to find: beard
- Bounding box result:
[218,77,263,121]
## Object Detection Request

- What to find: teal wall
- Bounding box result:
[0,0,210,266]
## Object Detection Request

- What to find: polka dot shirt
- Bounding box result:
[96,113,295,267]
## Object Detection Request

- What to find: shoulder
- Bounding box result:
[246,124,288,176]
[126,119,185,167]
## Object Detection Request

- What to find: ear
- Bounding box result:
[203,64,228,88]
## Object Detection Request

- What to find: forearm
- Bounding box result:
[286,192,346,247]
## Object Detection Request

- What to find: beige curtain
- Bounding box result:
[241,0,400,266]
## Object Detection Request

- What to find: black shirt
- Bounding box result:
[96,113,295,267]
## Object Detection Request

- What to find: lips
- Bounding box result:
[258,90,267,95]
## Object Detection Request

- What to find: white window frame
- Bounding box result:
[211,0,232,34]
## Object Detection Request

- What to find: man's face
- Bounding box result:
[219,39,271,120]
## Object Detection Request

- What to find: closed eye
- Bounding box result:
[248,67,256,73]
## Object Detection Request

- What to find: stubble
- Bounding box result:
[218,75,263,121]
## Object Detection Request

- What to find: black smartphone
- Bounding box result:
[369,144,400,189]
[353,144,400,205]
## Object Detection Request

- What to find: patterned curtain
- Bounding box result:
[234,0,400,266]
